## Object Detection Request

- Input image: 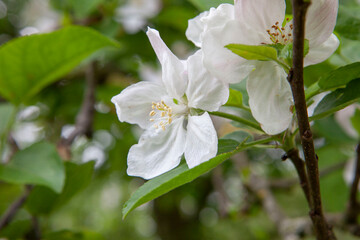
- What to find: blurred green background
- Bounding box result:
[0,0,360,239]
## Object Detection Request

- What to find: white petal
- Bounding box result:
[185,113,218,168]
[186,4,235,47]
[146,27,187,99]
[186,11,209,47]
[186,50,229,111]
[304,34,339,66]
[111,81,167,129]
[234,0,285,34]
[247,62,293,135]
[127,116,186,179]
[305,0,338,47]
[202,20,258,84]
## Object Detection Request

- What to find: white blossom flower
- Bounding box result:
[186,0,339,135]
[115,0,162,34]
[111,28,229,179]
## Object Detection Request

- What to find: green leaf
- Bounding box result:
[270,40,309,66]
[350,108,360,137]
[217,139,240,155]
[0,26,119,104]
[0,142,65,193]
[0,103,15,136]
[318,62,360,91]
[335,6,360,40]
[225,88,243,108]
[122,136,273,219]
[311,79,360,121]
[26,161,95,215]
[313,116,356,144]
[226,44,278,61]
[187,0,232,11]
[222,131,254,143]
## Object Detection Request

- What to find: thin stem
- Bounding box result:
[57,61,97,159]
[290,0,336,238]
[240,136,276,150]
[210,111,262,132]
[0,185,33,230]
[0,105,18,162]
[344,144,360,224]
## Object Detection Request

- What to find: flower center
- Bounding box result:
[266,18,293,45]
[149,100,173,130]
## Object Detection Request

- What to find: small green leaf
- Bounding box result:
[26,161,95,215]
[225,88,243,108]
[318,62,360,91]
[0,142,65,193]
[304,39,309,56]
[187,0,232,11]
[350,109,360,137]
[313,116,356,144]
[0,26,119,104]
[0,103,15,136]
[217,139,240,155]
[222,131,254,143]
[226,44,278,61]
[311,79,360,121]
[271,40,309,66]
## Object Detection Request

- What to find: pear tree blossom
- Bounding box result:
[111,28,229,179]
[186,0,339,135]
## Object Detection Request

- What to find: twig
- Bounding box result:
[57,61,97,159]
[210,111,262,132]
[3,134,19,164]
[1,62,97,231]
[344,144,360,224]
[0,185,33,230]
[25,216,41,240]
[286,148,312,205]
[289,0,336,238]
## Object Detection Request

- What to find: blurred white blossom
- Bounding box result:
[115,0,162,34]
[335,104,360,139]
[19,0,59,35]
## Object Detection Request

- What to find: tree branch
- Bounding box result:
[286,148,312,205]
[57,61,97,159]
[0,185,33,230]
[289,0,336,238]
[344,144,360,224]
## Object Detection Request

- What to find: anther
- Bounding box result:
[149,110,156,116]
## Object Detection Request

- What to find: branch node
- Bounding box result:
[302,129,313,141]
[281,153,288,161]
[287,68,294,83]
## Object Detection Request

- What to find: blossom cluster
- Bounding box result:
[112,0,339,179]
